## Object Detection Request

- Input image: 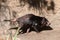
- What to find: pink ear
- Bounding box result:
[11,18,17,22]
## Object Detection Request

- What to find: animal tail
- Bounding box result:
[4,20,11,21]
[9,27,18,30]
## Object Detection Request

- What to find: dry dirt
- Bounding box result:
[0,0,60,40]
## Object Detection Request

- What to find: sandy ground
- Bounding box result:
[0,0,60,40]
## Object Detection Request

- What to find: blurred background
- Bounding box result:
[0,0,60,40]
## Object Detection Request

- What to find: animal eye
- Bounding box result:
[35,23,38,26]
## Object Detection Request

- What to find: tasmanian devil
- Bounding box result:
[4,14,50,34]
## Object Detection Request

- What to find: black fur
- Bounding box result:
[4,14,52,34]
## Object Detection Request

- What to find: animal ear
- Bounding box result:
[11,18,16,22]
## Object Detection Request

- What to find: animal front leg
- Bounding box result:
[32,26,39,32]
